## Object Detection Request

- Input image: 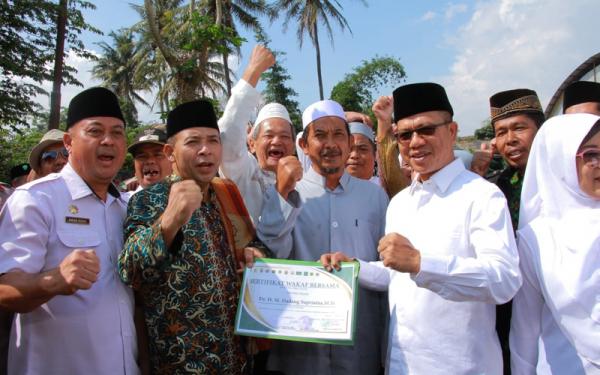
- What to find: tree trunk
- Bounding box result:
[314,23,324,100]
[144,0,177,68]
[49,0,68,130]
[223,50,231,97]
[157,79,164,114]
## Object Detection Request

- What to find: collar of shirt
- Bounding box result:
[409,157,465,195]
[304,166,350,193]
[61,163,122,202]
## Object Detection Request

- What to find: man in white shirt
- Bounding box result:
[0,87,139,375]
[321,83,522,375]
[219,45,296,224]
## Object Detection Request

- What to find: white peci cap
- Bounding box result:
[301,100,345,129]
[253,103,292,133]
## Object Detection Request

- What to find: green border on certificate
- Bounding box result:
[234,258,359,345]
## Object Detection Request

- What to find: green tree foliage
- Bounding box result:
[140,0,245,104]
[330,56,406,115]
[255,30,302,131]
[205,0,270,96]
[92,30,151,127]
[271,0,366,100]
[0,128,45,181]
[0,0,99,131]
[474,119,494,140]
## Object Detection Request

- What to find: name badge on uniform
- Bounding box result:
[65,216,90,225]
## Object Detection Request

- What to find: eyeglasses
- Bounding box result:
[395,121,451,143]
[41,148,69,161]
[576,149,600,168]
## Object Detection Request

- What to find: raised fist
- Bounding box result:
[276,156,303,200]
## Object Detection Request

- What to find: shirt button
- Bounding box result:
[332,221,338,228]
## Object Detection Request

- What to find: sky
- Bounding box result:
[37,0,600,135]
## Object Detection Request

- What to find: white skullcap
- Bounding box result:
[302,100,345,129]
[253,103,292,133]
[348,122,374,143]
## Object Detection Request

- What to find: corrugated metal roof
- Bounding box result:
[545,52,600,118]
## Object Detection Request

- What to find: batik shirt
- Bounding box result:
[119,175,248,375]
[495,167,523,232]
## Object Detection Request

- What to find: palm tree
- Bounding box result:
[138,0,230,103]
[272,0,365,100]
[91,30,150,126]
[204,0,269,96]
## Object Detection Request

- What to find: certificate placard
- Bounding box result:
[234,258,359,345]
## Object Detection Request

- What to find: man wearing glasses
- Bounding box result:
[28,129,69,180]
[321,83,521,375]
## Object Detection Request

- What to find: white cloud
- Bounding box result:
[440,0,600,135]
[445,3,468,20]
[31,51,100,114]
[421,10,437,22]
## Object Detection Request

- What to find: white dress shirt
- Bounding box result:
[359,158,521,375]
[0,163,139,375]
[218,79,274,224]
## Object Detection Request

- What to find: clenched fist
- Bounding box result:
[377,233,421,274]
[471,141,496,177]
[161,180,204,247]
[276,156,303,200]
[243,45,276,87]
[55,249,100,295]
[372,96,394,140]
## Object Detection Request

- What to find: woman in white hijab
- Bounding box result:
[510,113,600,374]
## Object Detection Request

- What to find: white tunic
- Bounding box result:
[218,79,275,224]
[0,163,139,375]
[510,114,600,375]
[359,158,521,375]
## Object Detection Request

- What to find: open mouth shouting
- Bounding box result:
[267,148,285,160]
[196,160,215,172]
[97,151,116,165]
[142,166,160,180]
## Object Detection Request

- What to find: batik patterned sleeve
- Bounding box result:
[118,184,175,290]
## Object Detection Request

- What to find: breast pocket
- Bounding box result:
[45,229,102,268]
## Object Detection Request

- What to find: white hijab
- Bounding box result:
[518,113,600,365]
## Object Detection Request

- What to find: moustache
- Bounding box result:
[320,149,341,158]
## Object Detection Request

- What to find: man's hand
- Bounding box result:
[377,233,421,273]
[237,247,265,273]
[160,180,204,247]
[276,156,303,200]
[372,96,394,141]
[345,111,373,128]
[471,141,495,177]
[125,178,139,192]
[320,251,352,272]
[242,45,275,87]
[51,249,100,295]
